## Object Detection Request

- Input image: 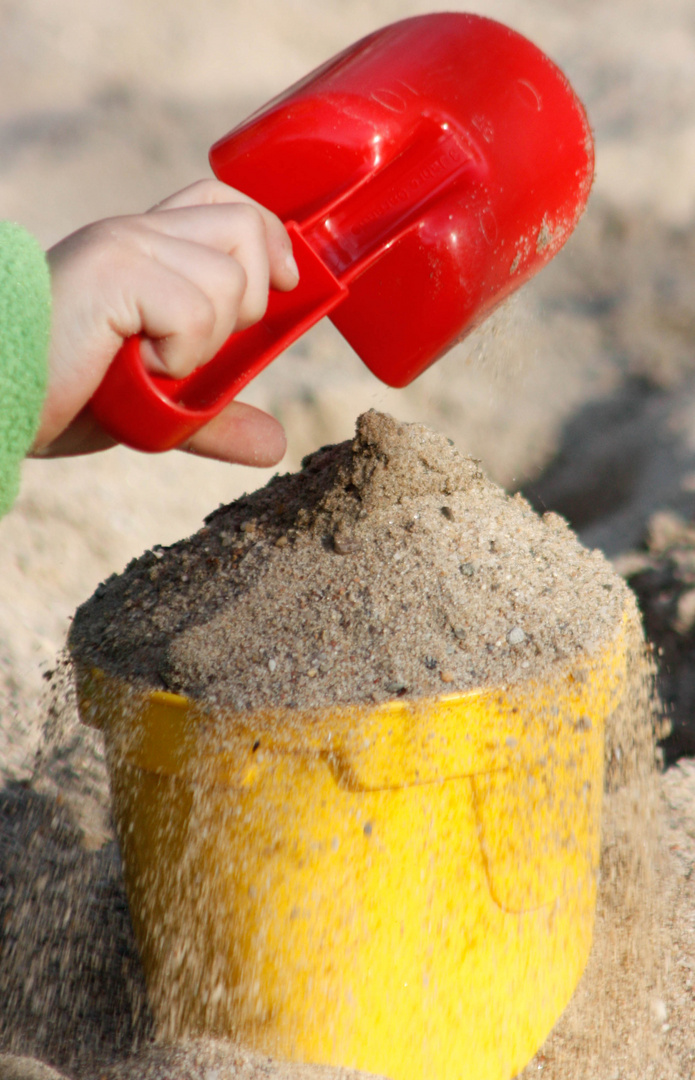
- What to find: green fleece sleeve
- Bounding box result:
[0,221,51,517]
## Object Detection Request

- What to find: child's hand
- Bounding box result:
[32,180,299,465]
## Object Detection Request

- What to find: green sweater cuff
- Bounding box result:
[0,221,51,517]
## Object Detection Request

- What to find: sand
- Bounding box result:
[70,412,630,711]
[3,0,695,1076]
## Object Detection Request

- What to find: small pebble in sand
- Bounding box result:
[650,997,668,1024]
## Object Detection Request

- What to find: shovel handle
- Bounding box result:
[89,224,348,452]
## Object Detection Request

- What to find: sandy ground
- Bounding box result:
[2,0,695,1077]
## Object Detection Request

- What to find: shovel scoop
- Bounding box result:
[90,13,594,452]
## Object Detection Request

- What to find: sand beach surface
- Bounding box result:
[2,0,695,1076]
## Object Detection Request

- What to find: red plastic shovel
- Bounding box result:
[90,13,594,452]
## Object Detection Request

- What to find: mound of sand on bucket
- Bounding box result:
[70,410,653,781]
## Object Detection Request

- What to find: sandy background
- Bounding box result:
[1,0,695,1077]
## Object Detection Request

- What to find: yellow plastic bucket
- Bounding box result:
[75,602,635,1080]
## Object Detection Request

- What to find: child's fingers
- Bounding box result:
[116,255,243,380]
[145,203,299,294]
[180,400,287,467]
[97,204,296,377]
[143,207,273,331]
[132,233,267,374]
[148,180,299,293]
[149,178,250,212]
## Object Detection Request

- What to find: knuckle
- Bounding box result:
[240,287,268,327]
[75,218,140,282]
[233,202,265,239]
[184,178,221,204]
[225,259,248,304]
[226,260,268,327]
[186,294,217,342]
[82,217,123,251]
[92,215,147,255]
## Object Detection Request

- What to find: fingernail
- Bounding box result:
[285,252,299,280]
